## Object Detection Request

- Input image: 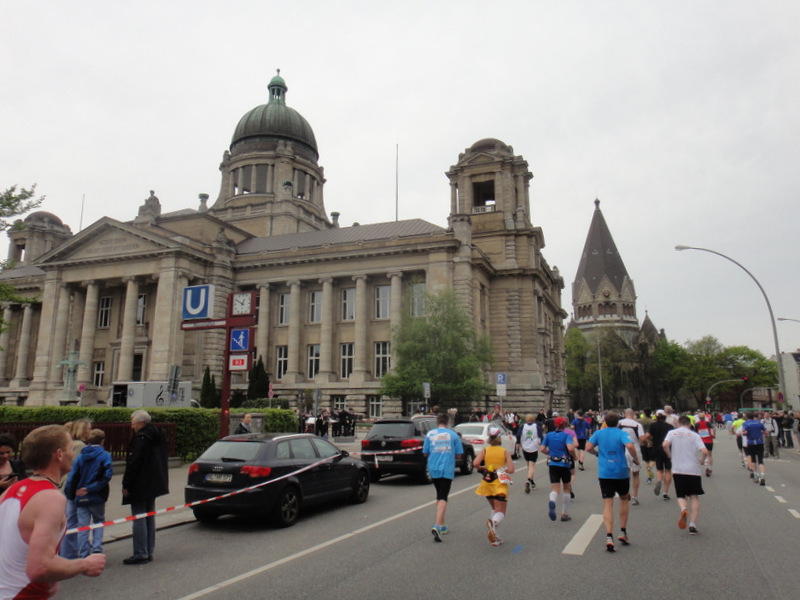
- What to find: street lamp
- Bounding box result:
[675,245,786,406]
[778,317,800,324]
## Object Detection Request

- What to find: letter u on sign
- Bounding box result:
[182,284,215,320]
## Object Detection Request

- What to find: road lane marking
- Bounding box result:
[765,486,775,492]
[775,496,787,503]
[174,483,479,600]
[789,509,800,519]
[562,514,604,555]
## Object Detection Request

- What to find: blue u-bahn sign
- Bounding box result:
[182,284,215,320]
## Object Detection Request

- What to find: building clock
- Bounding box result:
[231,291,254,316]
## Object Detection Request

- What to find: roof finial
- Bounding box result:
[276,68,280,76]
[594,197,600,209]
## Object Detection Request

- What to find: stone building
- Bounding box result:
[0,73,568,416]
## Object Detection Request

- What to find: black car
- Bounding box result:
[360,416,474,483]
[185,433,370,527]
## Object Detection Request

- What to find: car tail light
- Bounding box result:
[361,439,370,448]
[240,466,272,478]
[188,463,200,475]
[471,438,485,444]
[400,439,420,448]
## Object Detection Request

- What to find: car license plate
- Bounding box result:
[206,473,233,483]
[376,455,393,462]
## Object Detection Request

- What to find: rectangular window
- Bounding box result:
[307,344,321,378]
[368,395,383,419]
[331,395,346,411]
[308,290,322,323]
[276,346,288,379]
[374,341,391,378]
[375,285,391,319]
[92,361,105,387]
[340,343,354,379]
[136,294,146,326]
[97,296,112,329]
[278,293,290,325]
[410,282,426,317]
[341,288,355,321]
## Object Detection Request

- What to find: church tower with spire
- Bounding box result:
[571,199,639,344]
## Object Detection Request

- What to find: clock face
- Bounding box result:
[232,292,252,315]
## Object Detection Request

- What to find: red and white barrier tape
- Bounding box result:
[353,445,423,469]
[65,454,338,536]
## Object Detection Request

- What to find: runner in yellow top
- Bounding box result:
[474,426,515,546]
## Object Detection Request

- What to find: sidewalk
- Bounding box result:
[98,434,366,545]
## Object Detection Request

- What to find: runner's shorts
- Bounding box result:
[548,465,572,485]
[673,473,704,498]
[598,478,630,499]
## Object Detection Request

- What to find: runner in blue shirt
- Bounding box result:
[586,411,638,552]
[739,412,767,485]
[423,413,463,542]
[571,410,590,470]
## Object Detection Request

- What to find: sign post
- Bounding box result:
[181,287,256,438]
[495,372,507,411]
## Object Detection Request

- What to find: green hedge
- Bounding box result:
[0,406,298,462]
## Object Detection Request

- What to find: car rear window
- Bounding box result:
[366,423,415,439]
[455,425,485,436]
[198,441,263,462]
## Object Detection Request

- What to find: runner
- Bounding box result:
[647,410,674,500]
[731,412,746,467]
[693,412,715,476]
[739,412,767,485]
[516,414,542,493]
[585,411,638,552]
[474,426,515,546]
[637,409,656,484]
[571,410,591,471]
[540,417,575,522]
[663,415,708,535]
[618,409,646,506]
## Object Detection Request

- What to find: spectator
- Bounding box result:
[0,432,26,494]
[234,413,253,435]
[59,419,92,560]
[67,429,113,557]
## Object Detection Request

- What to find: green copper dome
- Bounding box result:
[231,71,318,158]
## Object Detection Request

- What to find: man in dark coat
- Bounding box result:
[121,409,168,565]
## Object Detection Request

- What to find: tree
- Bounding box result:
[0,185,43,234]
[651,339,690,403]
[565,328,594,408]
[200,366,220,408]
[379,289,492,412]
[247,356,270,400]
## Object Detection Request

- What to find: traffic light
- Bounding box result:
[742,376,749,383]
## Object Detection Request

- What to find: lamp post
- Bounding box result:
[675,245,786,406]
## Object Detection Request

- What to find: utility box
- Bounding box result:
[109,381,194,409]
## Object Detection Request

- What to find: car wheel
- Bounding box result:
[272,486,301,527]
[192,509,218,523]
[350,470,370,504]
[460,451,474,475]
[416,466,432,485]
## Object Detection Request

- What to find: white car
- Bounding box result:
[454,422,519,459]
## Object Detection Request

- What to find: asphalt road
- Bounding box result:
[58,432,800,600]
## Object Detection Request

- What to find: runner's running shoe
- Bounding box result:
[678,509,688,530]
[548,500,557,521]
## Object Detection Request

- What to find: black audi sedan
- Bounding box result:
[185,433,370,526]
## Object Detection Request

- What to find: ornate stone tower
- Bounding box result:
[572,199,639,344]
[209,71,331,236]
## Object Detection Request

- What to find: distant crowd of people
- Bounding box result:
[299,407,359,438]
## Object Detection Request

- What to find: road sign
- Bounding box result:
[496,372,507,397]
[182,284,215,320]
[423,382,431,399]
[229,328,251,352]
[228,354,249,371]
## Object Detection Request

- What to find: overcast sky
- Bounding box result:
[2,1,799,357]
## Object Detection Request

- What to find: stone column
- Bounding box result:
[266,164,274,194]
[229,168,236,197]
[318,278,333,379]
[117,277,139,381]
[250,163,258,194]
[151,269,184,381]
[450,182,458,214]
[48,285,71,383]
[389,272,403,371]
[10,305,33,386]
[304,173,312,201]
[77,281,99,387]
[353,275,368,380]
[0,304,12,382]
[286,280,301,381]
[256,284,270,364]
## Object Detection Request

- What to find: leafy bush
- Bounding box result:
[241,397,289,410]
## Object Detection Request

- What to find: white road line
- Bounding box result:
[765,486,775,492]
[174,484,478,600]
[789,509,800,519]
[562,514,604,556]
[775,496,787,504]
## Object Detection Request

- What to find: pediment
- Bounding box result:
[37,219,179,265]
[461,153,498,166]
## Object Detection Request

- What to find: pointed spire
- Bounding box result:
[573,198,631,294]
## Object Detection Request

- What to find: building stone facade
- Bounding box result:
[0,73,568,416]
